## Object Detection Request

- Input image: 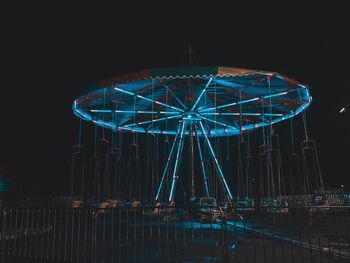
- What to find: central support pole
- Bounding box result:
[168,120,187,202]
[198,121,234,202]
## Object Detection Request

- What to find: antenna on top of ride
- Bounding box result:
[185,44,197,66]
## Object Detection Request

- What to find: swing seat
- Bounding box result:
[153,202,163,215]
[198,197,221,223]
[301,139,317,151]
[200,212,219,224]
[72,144,86,154]
[162,213,177,222]
[98,201,110,215]
[142,209,154,216]
[107,199,120,208]
[143,208,163,217]
[129,200,142,212]
[71,200,84,208]
[236,199,255,211]
[262,199,289,214]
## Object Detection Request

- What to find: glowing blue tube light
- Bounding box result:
[191,77,213,111]
[216,102,237,110]
[263,113,283,117]
[114,110,180,115]
[197,113,285,119]
[114,86,184,112]
[169,121,187,202]
[92,119,116,129]
[237,97,260,104]
[90,109,113,113]
[124,114,182,127]
[263,91,288,99]
[195,130,210,197]
[199,121,233,201]
[75,109,92,121]
[156,129,181,200]
[201,112,263,116]
[200,89,301,113]
[199,97,259,112]
[199,115,238,131]
[113,87,134,95]
[118,126,145,132]
[73,101,92,121]
[118,127,179,135]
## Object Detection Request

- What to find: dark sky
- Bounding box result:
[1,2,349,196]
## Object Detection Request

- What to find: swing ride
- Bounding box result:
[72,66,314,205]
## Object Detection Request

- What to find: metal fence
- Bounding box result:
[1,205,349,262]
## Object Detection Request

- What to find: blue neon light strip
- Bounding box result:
[241,124,255,130]
[114,86,184,112]
[200,112,283,117]
[73,101,92,121]
[294,103,309,116]
[208,129,239,136]
[113,87,134,95]
[200,89,300,113]
[263,91,287,99]
[90,109,180,115]
[238,97,260,104]
[124,114,182,127]
[90,109,113,113]
[199,115,238,131]
[118,126,180,135]
[195,129,210,197]
[263,113,284,117]
[215,102,237,110]
[91,109,180,114]
[118,126,145,132]
[155,128,181,200]
[147,129,178,135]
[114,110,180,114]
[75,109,92,121]
[92,119,116,129]
[199,121,233,200]
[191,77,213,111]
[169,120,187,202]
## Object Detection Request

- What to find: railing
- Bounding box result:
[1,205,349,262]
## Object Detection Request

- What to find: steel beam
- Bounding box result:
[168,120,187,202]
[198,121,234,201]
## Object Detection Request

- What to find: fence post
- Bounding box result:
[1,209,6,263]
[221,208,228,262]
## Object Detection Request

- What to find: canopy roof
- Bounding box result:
[73,66,311,137]
[94,67,262,87]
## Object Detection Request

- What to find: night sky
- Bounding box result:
[1,2,349,197]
